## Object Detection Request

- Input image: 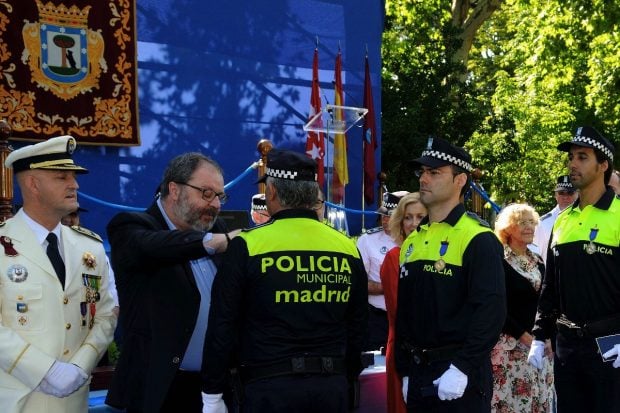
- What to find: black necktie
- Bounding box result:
[46,233,66,287]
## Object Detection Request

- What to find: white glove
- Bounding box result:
[39,361,88,397]
[527,340,545,370]
[401,376,409,403]
[202,392,227,413]
[432,364,467,401]
[603,344,620,368]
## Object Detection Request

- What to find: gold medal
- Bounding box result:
[586,242,596,255]
[434,240,449,271]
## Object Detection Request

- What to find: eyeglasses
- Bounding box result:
[517,219,536,227]
[175,182,228,204]
[312,199,325,210]
[414,168,462,178]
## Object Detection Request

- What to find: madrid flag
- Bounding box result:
[305,48,325,186]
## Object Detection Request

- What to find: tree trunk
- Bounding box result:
[451,0,503,81]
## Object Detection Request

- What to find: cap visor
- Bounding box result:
[557,141,591,152]
[38,164,89,174]
[254,174,267,184]
[410,156,451,169]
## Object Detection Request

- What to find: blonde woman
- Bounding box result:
[491,203,554,412]
[379,193,427,413]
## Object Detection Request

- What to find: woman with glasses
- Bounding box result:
[379,192,427,413]
[491,203,555,412]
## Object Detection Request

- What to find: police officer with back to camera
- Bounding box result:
[528,126,620,413]
[201,149,368,413]
[395,137,506,412]
[357,190,409,351]
[0,136,116,413]
[532,175,578,263]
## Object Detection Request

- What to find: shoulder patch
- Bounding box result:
[70,225,103,242]
[466,211,490,228]
[364,226,383,235]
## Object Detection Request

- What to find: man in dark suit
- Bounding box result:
[105,152,238,413]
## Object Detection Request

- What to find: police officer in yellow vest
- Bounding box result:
[395,137,506,412]
[528,126,620,413]
[0,136,117,413]
[201,149,368,413]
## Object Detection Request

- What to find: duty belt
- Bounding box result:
[404,343,462,365]
[240,356,346,383]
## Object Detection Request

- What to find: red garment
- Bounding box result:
[379,247,407,413]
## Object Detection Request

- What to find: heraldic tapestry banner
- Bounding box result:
[0,0,139,146]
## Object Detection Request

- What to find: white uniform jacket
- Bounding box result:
[356,227,396,310]
[0,212,116,413]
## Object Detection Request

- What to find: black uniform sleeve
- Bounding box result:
[452,232,506,377]
[532,230,559,340]
[201,236,248,394]
[345,256,369,379]
[106,212,207,271]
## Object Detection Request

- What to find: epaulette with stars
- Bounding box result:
[70,225,103,243]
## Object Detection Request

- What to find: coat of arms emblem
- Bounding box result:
[21,1,107,101]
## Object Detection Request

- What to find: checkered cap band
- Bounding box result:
[383,201,398,210]
[420,149,473,172]
[556,182,573,190]
[265,167,317,181]
[252,204,267,211]
[572,135,614,161]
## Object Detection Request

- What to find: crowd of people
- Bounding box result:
[0,124,618,413]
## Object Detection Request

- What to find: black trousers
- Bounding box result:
[364,304,388,351]
[241,375,348,413]
[161,370,203,413]
[554,332,620,413]
[125,370,202,413]
[406,359,492,413]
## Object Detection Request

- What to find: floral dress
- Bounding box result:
[491,246,555,413]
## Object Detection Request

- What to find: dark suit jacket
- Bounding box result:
[502,258,546,339]
[105,202,227,412]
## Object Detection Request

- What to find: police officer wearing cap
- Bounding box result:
[528,126,620,413]
[532,175,578,264]
[201,149,368,413]
[0,136,117,413]
[249,193,270,225]
[357,190,408,351]
[395,137,506,412]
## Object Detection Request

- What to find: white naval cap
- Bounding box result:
[5,135,88,174]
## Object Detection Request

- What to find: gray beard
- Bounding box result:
[172,193,217,232]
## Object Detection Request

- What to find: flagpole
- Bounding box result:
[361,130,365,230]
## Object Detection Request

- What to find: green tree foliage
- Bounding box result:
[383,0,620,212]
[382,0,489,192]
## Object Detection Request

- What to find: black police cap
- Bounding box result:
[557,126,615,162]
[411,137,473,172]
[256,149,318,183]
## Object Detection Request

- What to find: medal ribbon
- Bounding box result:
[589,226,598,243]
[438,240,449,259]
